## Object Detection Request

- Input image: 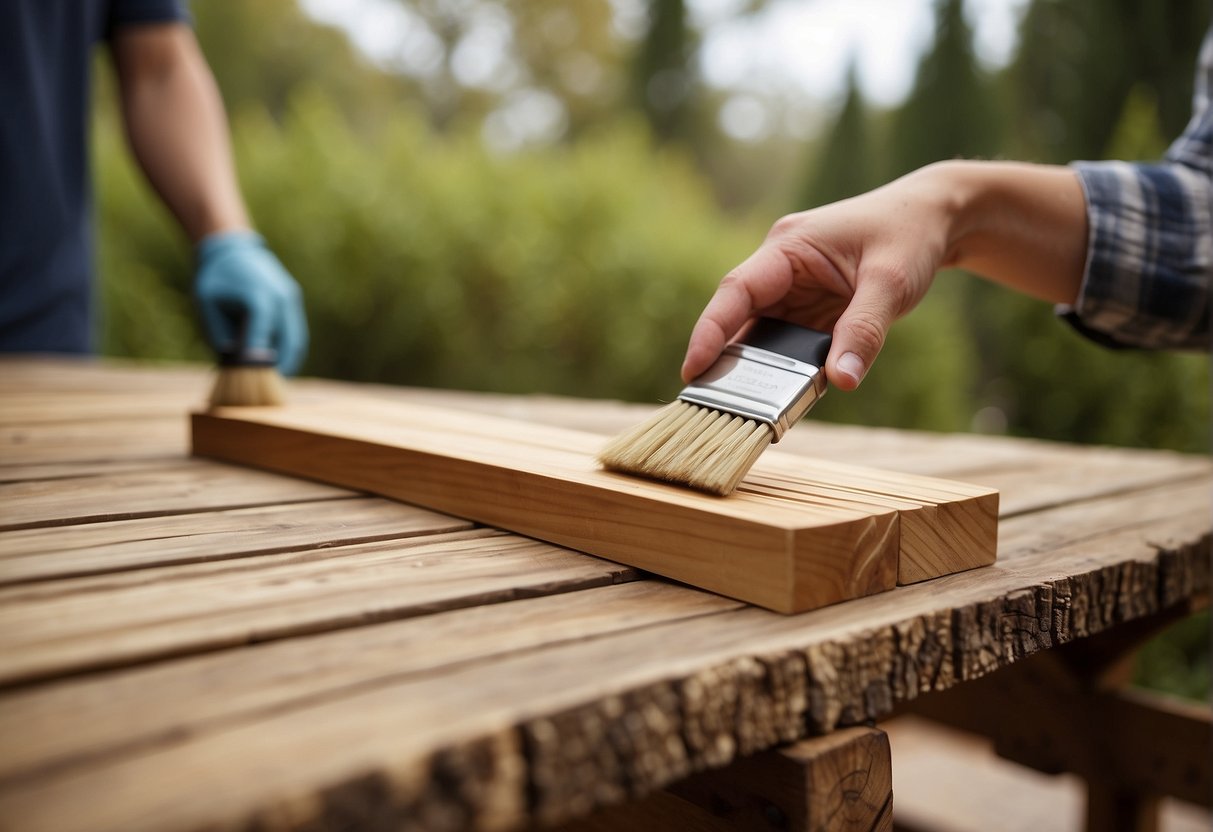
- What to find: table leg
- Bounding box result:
[902,604,1211,832]
[1084,782,1160,832]
[552,725,893,831]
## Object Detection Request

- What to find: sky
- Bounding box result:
[692,0,1028,106]
[301,0,1029,144]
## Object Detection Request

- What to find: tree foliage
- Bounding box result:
[798,64,874,209]
[1008,0,1207,162]
[91,0,1209,455]
[887,0,1001,179]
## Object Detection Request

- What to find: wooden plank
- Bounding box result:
[0,393,202,426]
[0,460,355,531]
[0,528,638,686]
[0,497,471,585]
[406,390,1211,514]
[0,419,187,465]
[0,478,1205,832]
[555,727,892,831]
[0,357,205,395]
[668,727,892,832]
[747,456,997,584]
[0,582,735,784]
[191,399,997,612]
[0,458,184,485]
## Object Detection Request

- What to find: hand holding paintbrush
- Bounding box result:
[194,230,308,407]
[603,161,1094,496]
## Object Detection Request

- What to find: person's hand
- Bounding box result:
[194,230,308,375]
[682,166,956,391]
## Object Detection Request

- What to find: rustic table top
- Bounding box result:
[0,356,1208,832]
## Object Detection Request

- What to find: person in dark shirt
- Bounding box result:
[0,0,307,374]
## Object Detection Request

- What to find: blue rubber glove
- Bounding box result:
[194,231,308,375]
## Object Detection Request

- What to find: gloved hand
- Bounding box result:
[194,230,308,375]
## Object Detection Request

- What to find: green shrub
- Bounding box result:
[92,91,978,423]
[92,89,1205,452]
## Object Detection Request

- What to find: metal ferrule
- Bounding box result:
[677,344,827,442]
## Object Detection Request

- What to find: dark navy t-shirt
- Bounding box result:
[0,0,186,354]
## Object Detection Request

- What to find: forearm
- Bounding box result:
[918,160,1089,305]
[112,24,248,243]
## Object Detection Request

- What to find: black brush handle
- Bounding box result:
[741,318,832,368]
[216,311,279,368]
[217,346,278,367]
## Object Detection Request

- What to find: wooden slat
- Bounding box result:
[0,582,735,784]
[0,497,471,585]
[0,458,184,485]
[0,357,205,395]
[191,399,999,612]
[0,529,639,686]
[0,477,1205,832]
[0,419,187,465]
[747,456,998,584]
[0,393,203,426]
[0,460,355,531]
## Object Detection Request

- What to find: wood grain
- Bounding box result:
[191,399,997,612]
[0,528,639,686]
[2,359,1208,832]
[0,497,470,585]
[0,419,187,465]
[0,477,1205,832]
[0,582,735,784]
[0,459,354,531]
[556,726,893,831]
[748,455,998,584]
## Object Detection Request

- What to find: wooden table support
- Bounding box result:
[903,604,1212,832]
[552,726,893,832]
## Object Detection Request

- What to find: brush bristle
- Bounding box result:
[209,366,286,408]
[597,400,774,495]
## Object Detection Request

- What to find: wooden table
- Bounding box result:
[1,357,1209,832]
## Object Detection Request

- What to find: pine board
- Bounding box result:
[0,528,637,686]
[191,398,997,612]
[0,460,354,532]
[0,497,470,585]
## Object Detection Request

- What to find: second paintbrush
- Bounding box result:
[598,317,832,495]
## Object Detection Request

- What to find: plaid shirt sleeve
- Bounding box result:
[1060,30,1213,350]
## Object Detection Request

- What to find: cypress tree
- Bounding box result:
[798,62,873,210]
[886,0,999,179]
[632,0,695,142]
[1009,0,1206,163]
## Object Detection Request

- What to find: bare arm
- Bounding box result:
[940,161,1087,302]
[109,24,308,374]
[110,23,248,243]
[683,160,1089,389]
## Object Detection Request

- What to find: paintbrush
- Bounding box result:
[208,346,286,408]
[597,317,832,495]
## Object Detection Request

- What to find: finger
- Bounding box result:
[825,266,905,390]
[681,245,791,382]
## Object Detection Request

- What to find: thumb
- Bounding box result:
[825,274,903,391]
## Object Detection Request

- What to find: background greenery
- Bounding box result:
[91,0,1209,697]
